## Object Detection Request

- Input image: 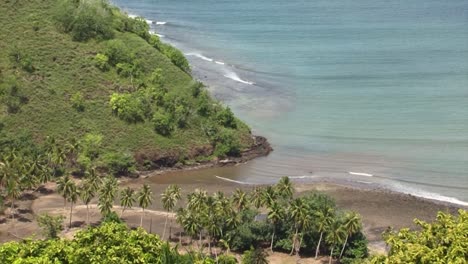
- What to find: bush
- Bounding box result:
[104,39,133,66]
[37,213,64,239]
[0,75,28,114]
[161,44,190,73]
[80,133,103,160]
[101,152,136,176]
[214,130,241,158]
[94,53,109,71]
[148,34,162,50]
[152,111,174,136]
[55,0,114,41]
[109,93,145,123]
[70,92,85,111]
[218,254,238,264]
[217,107,237,128]
[241,248,268,264]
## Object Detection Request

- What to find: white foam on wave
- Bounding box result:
[390,182,468,207]
[223,71,255,85]
[185,53,214,62]
[215,175,251,185]
[215,61,225,65]
[289,175,317,179]
[349,171,374,177]
[156,21,167,25]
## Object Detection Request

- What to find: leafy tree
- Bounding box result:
[37,213,64,239]
[104,39,133,65]
[161,44,190,73]
[137,184,153,227]
[373,209,468,263]
[101,152,136,176]
[119,186,135,217]
[109,93,145,123]
[214,129,241,158]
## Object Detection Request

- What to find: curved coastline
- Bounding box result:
[119,7,468,209]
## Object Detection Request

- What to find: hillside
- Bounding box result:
[0,0,269,172]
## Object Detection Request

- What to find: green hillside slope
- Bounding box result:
[0,0,264,172]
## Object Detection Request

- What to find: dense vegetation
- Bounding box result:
[0,221,221,263]
[0,0,254,174]
[369,209,468,264]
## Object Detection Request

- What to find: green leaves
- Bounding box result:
[375,209,468,263]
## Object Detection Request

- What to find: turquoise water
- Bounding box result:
[113,0,468,204]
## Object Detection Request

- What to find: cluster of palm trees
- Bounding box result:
[56,170,157,228]
[171,177,363,263]
[0,137,78,231]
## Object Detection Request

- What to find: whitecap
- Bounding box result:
[215,175,251,185]
[156,21,167,25]
[215,61,225,65]
[185,53,214,62]
[348,171,374,177]
[223,71,254,85]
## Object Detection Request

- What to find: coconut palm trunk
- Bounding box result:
[290,226,299,255]
[329,247,334,264]
[270,227,275,252]
[86,204,90,225]
[140,208,145,227]
[339,234,349,259]
[69,202,73,228]
[162,214,169,240]
[315,231,324,259]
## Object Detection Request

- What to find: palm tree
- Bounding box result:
[56,176,74,209]
[79,182,95,225]
[251,186,265,210]
[98,176,118,217]
[85,167,101,191]
[326,219,347,264]
[339,212,362,258]
[120,187,135,217]
[6,179,21,226]
[315,207,335,259]
[262,186,277,208]
[66,182,79,228]
[276,176,293,200]
[167,184,181,240]
[161,185,179,240]
[288,198,308,255]
[137,184,153,227]
[267,201,283,252]
[232,188,248,212]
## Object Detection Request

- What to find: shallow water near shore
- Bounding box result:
[112,0,468,204]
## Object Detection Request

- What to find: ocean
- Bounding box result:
[112,0,468,205]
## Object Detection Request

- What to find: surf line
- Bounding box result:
[215,175,252,185]
[348,171,374,177]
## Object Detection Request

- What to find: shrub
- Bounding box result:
[161,44,190,73]
[0,75,28,114]
[101,152,136,176]
[109,93,145,123]
[197,93,212,116]
[116,62,134,77]
[94,53,109,71]
[104,39,133,66]
[37,213,64,239]
[127,17,150,40]
[152,111,174,136]
[148,34,162,50]
[70,92,85,111]
[217,107,237,128]
[218,255,238,264]
[80,133,103,160]
[55,0,114,41]
[149,68,164,87]
[214,130,241,158]
[241,248,268,264]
